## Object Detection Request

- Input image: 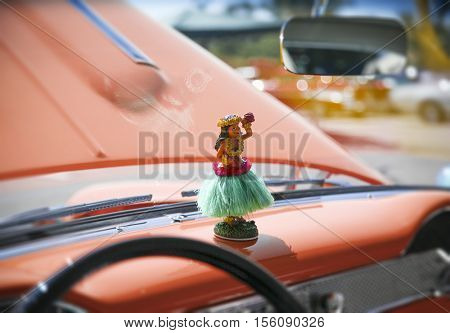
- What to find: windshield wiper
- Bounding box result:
[181,178,346,197]
[264,178,346,187]
[0,194,152,229]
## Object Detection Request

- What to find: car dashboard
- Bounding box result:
[0,187,449,313]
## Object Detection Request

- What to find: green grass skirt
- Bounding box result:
[197,170,274,217]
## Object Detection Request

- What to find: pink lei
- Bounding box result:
[213,157,252,177]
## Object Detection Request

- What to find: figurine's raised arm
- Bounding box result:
[241,112,255,140]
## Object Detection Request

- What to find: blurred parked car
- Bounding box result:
[390,71,450,122]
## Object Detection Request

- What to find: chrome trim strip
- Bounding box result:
[69,0,158,68]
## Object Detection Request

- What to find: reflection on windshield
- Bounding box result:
[0,163,360,218]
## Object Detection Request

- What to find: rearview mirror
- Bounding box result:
[280,17,407,76]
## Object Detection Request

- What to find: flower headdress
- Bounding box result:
[217,114,241,128]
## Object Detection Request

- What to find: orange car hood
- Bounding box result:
[0,1,386,184]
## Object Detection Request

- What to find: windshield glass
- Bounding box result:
[130,0,450,187]
[1,0,449,220]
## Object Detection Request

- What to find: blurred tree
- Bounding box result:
[206,32,279,67]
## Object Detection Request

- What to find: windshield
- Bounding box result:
[130,0,450,187]
[1,0,449,220]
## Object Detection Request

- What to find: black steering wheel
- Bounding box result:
[12,237,305,313]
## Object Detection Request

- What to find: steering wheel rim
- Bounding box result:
[11,237,306,313]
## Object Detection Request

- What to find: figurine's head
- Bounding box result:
[227,123,241,138]
[215,114,242,150]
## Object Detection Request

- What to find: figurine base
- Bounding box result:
[213,221,258,241]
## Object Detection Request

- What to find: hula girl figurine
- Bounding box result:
[197,113,274,241]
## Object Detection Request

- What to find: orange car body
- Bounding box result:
[0,1,449,312]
